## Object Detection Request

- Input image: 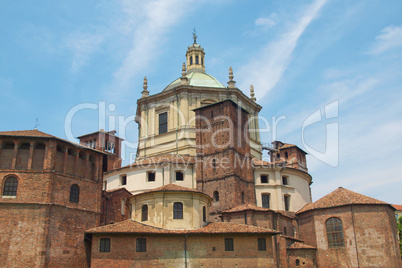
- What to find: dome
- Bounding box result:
[163,71,226,91]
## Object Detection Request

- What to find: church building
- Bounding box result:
[0,36,400,268]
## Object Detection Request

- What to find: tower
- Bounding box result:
[77,129,123,171]
[195,100,256,219]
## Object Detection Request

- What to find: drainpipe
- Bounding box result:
[350,205,361,267]
[184,234,188,268]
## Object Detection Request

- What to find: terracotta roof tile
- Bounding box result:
[287,242,316,250]
[134,184,210,198]
[86,220,280,235]
[297,187,389,214]
[392,204,402,211]
[0,129,106,154]
[0,129,54,138]
[222,203,273,213]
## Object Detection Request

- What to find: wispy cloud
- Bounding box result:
[238,0,327,100]
[64,33,104,73]
[112,0,196,91]
[255,14,278,29]
[368,25,402,54]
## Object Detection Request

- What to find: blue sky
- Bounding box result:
[1,0,401,204]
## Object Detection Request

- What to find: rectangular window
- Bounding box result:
[262,194,270,209]
[136,238,146,252]
[258,238,266,251]
[120,175,127,185]
[284,195,290,211]
[100,238,110,252]
[176,171,184,181]
[260,175,268,183]
[147,172,155,182]
[282,176,288,185]
[225,238,234,251]
[159,112,168,134]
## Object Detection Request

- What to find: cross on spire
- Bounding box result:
[192,28,197,44]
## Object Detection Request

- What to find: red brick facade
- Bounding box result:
[195,100,255,217]
[297,204,401,268]
[0,131,106,267]
[100,188,132,225]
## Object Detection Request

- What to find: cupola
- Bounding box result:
[186,30,206,73]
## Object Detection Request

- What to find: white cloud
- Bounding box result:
[368,25,402,54]
[112,0,196,90]
[238,0,328,101]
[64,33,104,73]
[255,14,278,28]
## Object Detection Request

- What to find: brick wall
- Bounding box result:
[0,135,104,267]
[90,233,276,267]
[100,188,132,225]
[195,100,255,215]
[297,204,401,268]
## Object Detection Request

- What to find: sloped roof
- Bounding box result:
[297,187,390,214]
[0,129,54,138]
[0,129,105,154]
[392,204,402,211]
[86,219,280,235]
[133,184,211,200]
[222,203,273,213]
[287,242,316,250]
[279,143,308,154]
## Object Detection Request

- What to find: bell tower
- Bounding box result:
[195,100,255,220]
[186,30,206,73]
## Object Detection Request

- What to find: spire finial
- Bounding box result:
[141,76,149,98]
[227,66,236,88]
[192,28,197,44]
[250,85,256,101]
[181,63,188,85]
[182,62,187,76]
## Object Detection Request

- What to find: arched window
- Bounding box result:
[3,177,18,196]
[173,202,183,219]
[69,184,80,203]
[196,55,199,64]
[326,217,345,247]
[203,206,206,222]
[190,56,193,65]
[141,205,148,221]
[213,191,219,202]
[241,192,245,204]
[296,259,300,266]
[284,227,287,235]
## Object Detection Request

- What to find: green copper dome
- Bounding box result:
[163,71,225,91]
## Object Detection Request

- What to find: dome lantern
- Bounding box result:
[186,29,206,73]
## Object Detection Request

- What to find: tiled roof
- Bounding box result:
[0,129,105,154]
[86,219,280,235]
[297,187,389,214]
[105,188,132,195]
[252,158,273,166]
[287,242,316,250]
[0,129,54,138]
[279,143,308,154]
[280,143,296,149]
[134,183,210,198]
[392,204,402,211]
[222,204,273,213]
